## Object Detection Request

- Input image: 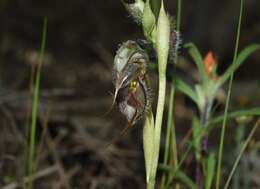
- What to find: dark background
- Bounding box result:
[0,0,259,188]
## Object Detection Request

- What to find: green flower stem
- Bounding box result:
[161,83,175,188]
[170,0,182,186]
[196,100,212,189]
[143,1,170,188]
[153,0,170,176]
[152,74,167,172]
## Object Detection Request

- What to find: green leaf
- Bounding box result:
[208,107,260,130]
[205,152,216,189]
[176,170,198,189]
[195,84,206,112]
[184,43,208,83]
[218,44,260,86]
[175,79,198,104]
[192,116,201,161]
[159,164,198,189]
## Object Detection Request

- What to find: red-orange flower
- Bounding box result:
[203,51,216,77]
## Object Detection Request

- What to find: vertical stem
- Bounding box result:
[152,75,167,179]
[147,181,155,189]
[150,1,170,187]
[196,164,203,189]
[232,122,245,189]
[28,17,47,189]
[196,99,211,189]
[176,0,182,31]
[161,0,182,187]
[170,96,180,189]
[161,82,175,188]
[200,100,211,154]
[216,0,243,188]
[171,1,182,188]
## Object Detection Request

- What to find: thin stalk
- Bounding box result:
[28,17,47,189]
[165,141,193,188]
[196,100,211,189]
[215,0,243,188]
[176,0,182,31]
[172,0,182,172]
[232,121,245,189]
[161,83,175,188]
[22,55,37,189]
[151,75,167,182]
[165,115,210,188]
[200,101,211,153]
[170,99,179,189]
[148,2,170,188]
[164,0,182,188]
[224,118,260,189]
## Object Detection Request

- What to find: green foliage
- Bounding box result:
[218,44,260,87]
[192,116,201,160]
[175,78,198,104]
[184,43,208,83]
[216,0,249,187]
[205,152,215,189]
[141,1,171,188]
[224,119,260,189]
[161,83,175,188]
[159,164,198,189]
[28,17,47,189]
[121,1,260,189]
[179,42,259,115]
[209,107,260,128]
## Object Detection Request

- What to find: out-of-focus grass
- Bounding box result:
[27,17,47,189]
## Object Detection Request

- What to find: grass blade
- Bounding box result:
[175,79,197,104]
[218,44,260,86]
[28,17,47,189]
[209,107,260,128]
[159,165,198,189]
[224,118,260,189]
[216,0,243,188]
[205,152,215,189]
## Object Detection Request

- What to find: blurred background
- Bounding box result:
[0,0,259,188]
